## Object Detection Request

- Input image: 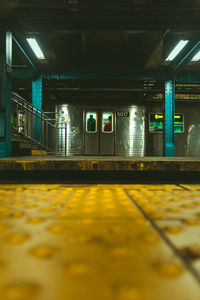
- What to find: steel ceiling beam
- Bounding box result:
[1,8,200,32]
[43,69,200,82]
[43,69,167,81]
[11,68,200,82]
[0,0,199,32]
[12,69,34,78]
[12,36,39,77]
[144,32,165,68]
[8,19,200,32]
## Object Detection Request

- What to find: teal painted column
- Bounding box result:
[0,32,12,157]
[163,79,175,157]
[32,77,42,143]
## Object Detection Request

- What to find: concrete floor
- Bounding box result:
[0,184,200,300]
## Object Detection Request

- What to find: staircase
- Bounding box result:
[11,92,56,155]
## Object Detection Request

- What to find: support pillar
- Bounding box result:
[163,79,175,157]
[32,77,42,143]
[0,32,12,157]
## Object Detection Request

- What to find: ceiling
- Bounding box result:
[1,0,200,107]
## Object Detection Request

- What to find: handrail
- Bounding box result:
[11,92,56,153]
[12,92,55,127]
[12,125,51,151]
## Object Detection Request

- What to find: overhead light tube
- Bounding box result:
[26,38,45,60]
[165,40,189,61]
[191,50,200,61]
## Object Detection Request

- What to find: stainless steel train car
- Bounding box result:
[56,104,145,156]
[146,101,200,157]
[55,101,200,157]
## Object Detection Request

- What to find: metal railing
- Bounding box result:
[11,92,56,153]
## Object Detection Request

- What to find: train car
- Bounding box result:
[56,104,146,156]
[55,101,200,157]
[146,101,200,157]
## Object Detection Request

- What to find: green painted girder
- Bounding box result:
[12,35,39,77]
[44,69,167,81]
[163,79,175,157]
[12,68,200,82]
[43,69,200,82]
[0,32,12,158]
[12,69,33,78]
[32,77,42,144]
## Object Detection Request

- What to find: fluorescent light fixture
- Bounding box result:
[165,40,189,61]
[191,50,200,61]
[26,38,45,60]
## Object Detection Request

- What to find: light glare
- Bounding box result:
[26,38,45,60]
[165,40,189,61]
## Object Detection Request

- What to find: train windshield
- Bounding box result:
[86,112,97,133]
[102,112,113,133]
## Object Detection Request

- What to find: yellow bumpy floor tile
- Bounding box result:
[0,184,199,300]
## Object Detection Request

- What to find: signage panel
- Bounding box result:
[149,113,184,133]
[116,111,129,117]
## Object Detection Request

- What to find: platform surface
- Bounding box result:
[0,184,200,299]
[1,156,200,171]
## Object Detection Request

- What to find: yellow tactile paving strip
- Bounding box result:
[179,184,200,190]
[0,184,200,300]
[127,186,200,290]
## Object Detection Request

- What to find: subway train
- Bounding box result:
[55,101,200,157]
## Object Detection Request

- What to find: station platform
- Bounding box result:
[0,156,200,171]
[0,183,200,300]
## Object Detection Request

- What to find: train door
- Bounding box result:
[85,110,115,155]
[100,111,115,155]
[85,111,99,155]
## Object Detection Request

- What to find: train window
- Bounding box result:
[86,112,97,133]
[149,113,184,133]
[102,112,113,133]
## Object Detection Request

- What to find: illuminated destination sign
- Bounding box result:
[149,113,184,133]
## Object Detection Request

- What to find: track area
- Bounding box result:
[0,184,200,300]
